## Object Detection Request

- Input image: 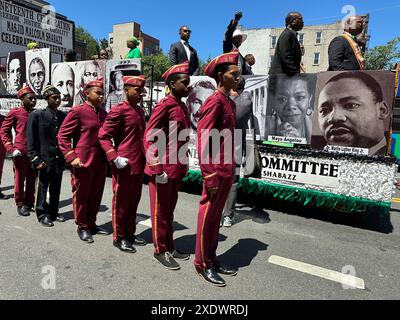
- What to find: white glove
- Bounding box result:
[12,149,22,158]
[155,172,168,185]
[113,156,129,169]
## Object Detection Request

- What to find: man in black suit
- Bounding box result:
[27,85,67,227]
[328,16,365,71]
[169,26,200,76]
[269,12,304,76]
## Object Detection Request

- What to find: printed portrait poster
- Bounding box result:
[105,59,142,112]
[74,59,106,106]
[183,76,217,170]
[51,62,77,111]
[243,76,268,141]
[265,73,317,145]
[5,51,26,96]
[311,71,395,156]
[25,48,50,96]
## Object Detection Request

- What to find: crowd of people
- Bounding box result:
[0,11,369,288]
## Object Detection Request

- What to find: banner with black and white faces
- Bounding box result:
[0,0,74,57]
[260,151,396,202]
[311,71,395,156]
[184,76,217,170]
[51,61,76,111]
[105,59,141,112]
[184,76,256,175]
[73,59,106,106]
[26,48,50,96]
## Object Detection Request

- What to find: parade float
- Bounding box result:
[1,50,397,215]
[183,71,398,215]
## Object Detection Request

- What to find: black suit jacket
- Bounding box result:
[269,28,302,76]
[27,108,67,171]
[169,41,200,76]
[328,36,360,71]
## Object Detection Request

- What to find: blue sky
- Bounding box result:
[48,0,399,61]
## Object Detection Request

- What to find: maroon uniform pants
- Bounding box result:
[0,147,5,186]
[71,161,106,230]
[112,167,144,241]
[149,177,181,254]
[13,155,37,207]
[194,176,233,271]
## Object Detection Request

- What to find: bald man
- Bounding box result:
[328,15,366,71]
[52,63,75,108]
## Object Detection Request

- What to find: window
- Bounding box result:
[315,32,322,44]
[313,52,320,65]
[109,37,114,45]
[298,33,304,45]
[271,36,277,49]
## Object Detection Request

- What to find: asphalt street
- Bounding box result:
[0,158,400,300]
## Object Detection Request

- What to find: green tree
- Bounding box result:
[142,51,171,81]
[365,37,400,70]
[75,26,99,58]
[198,57,212,75]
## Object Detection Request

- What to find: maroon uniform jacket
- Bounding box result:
[0,106,33,155]
[58,102,107,166]
[0,115,6,155]
[98,101,146,175]
[197,90,236,189]
[143,95,190,180]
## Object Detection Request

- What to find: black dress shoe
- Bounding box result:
[113,239,136,253]
[0,192,11,200]
[91,226,111,236]
[27,205,35,212]
[78,229,94,243]
[215,264,238,276]
[17,206,30,217]
[127,235,147,246]
[196,268,226,287]
[172,250,190,261]
[40,216,54,227]
[54,215,66,223]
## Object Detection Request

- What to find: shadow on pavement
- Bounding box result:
[174,233,228,254]
[218,238,268,269]
[237,192,393,234]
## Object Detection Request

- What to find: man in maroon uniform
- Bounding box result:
[0,114,12,200]
[1,86,37,216]
[58,79,110,243]
[99,75,148,253]
[194,52,240,287]
[144,62,191,270]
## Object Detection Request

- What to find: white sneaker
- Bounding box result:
[223,216,233,228]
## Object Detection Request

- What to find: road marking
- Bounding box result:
[268,255,365,290]
[392,198,400,203]
[138,218,152,228]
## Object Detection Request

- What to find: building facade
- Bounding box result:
[239,15,369,75]
[109,22,160,59]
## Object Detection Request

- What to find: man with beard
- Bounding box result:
[186,80,215,130]
[317,72,390,155]
[28,58,46,95]
[7,58,22,95]
[52,63,75,108]
[328,15,366,71]
[75,61,102,105]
